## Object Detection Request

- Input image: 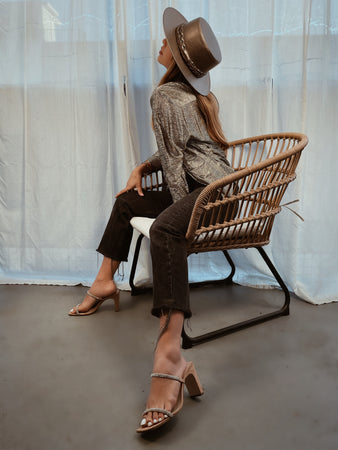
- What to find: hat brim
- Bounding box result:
[163,7,210,96]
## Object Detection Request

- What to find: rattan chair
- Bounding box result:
[129,133,308,348]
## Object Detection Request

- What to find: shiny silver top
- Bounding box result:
[146,82,233,202]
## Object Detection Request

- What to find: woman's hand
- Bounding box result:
[115,164,146,198]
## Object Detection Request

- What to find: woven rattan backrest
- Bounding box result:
[225,134,301,171]
[186,133,308,253]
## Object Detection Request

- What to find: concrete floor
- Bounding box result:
[0,283,337,450]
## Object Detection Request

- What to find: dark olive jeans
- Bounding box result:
[97,185,204,318]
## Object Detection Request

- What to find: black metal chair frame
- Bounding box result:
[129,233,290,349]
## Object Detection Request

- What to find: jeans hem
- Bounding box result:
[151,305,192,319]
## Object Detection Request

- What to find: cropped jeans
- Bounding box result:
[97,183,204,319]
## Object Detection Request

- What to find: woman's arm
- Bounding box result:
[151,87,190,202]
[115,162,150,198]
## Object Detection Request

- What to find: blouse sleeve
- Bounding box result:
[144,151,162,171]
[150,87,190,202]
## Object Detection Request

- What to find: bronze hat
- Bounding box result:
[163,7,222,96]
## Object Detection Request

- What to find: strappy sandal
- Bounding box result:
[136,361,204,433]
[68,289,120,316]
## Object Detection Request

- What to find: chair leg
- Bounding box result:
[181,246,290,349]
[129,234,147,296]
[256,247,290,313]
[223,250,236,283]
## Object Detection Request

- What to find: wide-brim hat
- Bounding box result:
[163,7,222,96]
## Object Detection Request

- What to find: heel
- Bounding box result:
[184,362,204,397]
[113,289,120,312]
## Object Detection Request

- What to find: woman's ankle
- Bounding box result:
[89,279,117,298]
[154,334,185,371]
[93,277,116,285]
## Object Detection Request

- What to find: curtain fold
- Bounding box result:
[0,0,337,304]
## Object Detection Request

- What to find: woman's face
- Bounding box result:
[157,38,173,68]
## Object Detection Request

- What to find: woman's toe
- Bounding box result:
[147,415,153,427]
[139,413,150,428]
[146,411,155,427]
[140,417,147,427]
[152,411,159,424]
[68,305,77,315]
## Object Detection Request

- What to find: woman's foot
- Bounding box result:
[68,279,118,315]
[138,311,187,430]
[141,349,187,429]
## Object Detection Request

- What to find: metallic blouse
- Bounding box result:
[146,81,234,203]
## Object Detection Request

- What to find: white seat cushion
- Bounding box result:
[130,217,155,239]
[130,216,261,241]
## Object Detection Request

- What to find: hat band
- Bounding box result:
[175,24,206,79]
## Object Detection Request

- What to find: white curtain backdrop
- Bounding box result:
[0,0,337,304]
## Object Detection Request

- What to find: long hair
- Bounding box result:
[158,60,229,150]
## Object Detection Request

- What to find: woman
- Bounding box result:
[69,7,233,433]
